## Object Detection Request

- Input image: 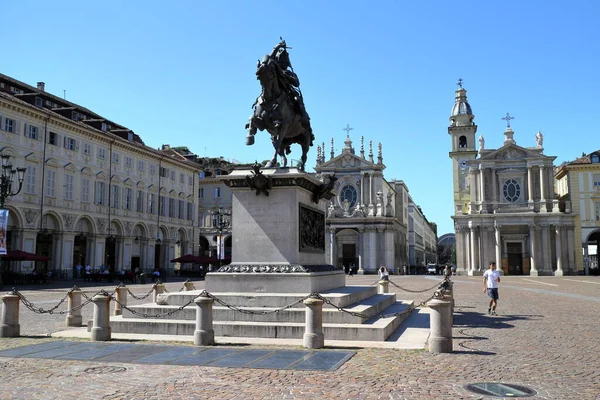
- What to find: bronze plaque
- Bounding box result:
[299,203,325,253]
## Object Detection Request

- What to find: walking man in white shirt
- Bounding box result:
[483,261,501,315]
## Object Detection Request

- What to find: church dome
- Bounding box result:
[451,87,473,116]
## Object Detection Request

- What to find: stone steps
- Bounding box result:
[104,300,414,341]
[122,293,397,324]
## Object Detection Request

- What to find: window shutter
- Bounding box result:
[63,136,67,148]
[94,182,98,204]
[75,140,79,151]
[23,123,28,137]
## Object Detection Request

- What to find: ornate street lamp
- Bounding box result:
[0,154,26,209]
[211,207,231,267]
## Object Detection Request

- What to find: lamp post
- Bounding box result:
[211,207,231,268]
[0,154,26,209]
[0,154,26,287]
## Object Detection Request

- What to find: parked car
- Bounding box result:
[427,264,437,275]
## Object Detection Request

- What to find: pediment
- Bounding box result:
[319,151,375,170]
[24,152,41,163]
[479,144,545,162]
[63,162,76,172]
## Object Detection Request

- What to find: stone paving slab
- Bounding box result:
[0,340,355,371]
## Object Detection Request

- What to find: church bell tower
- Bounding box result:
[448,79,478,215]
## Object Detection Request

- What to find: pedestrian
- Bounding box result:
[378,266,389,281]
[76,264,83,279]
[84,264,92,282]
[483,261,501,315]
[444,265,452,278]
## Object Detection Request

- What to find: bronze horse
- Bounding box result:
[245,55,312,170]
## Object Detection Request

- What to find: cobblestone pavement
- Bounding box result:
[1,275,599,399]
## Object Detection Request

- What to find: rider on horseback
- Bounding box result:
[269,40,314,144]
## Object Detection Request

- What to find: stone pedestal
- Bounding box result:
[66,290,83,327]
[303,297,325,348]
[0,295,20,337]
[91,294,111,341]
[428,298,453,353]
[208,168,341,294]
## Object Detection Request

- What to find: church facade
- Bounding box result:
[314,134,436,274]
[449,83,577,276]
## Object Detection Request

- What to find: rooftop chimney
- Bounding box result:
[37,82,45,91]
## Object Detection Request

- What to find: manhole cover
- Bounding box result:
[84,366,128,374]
[465,383,536,397]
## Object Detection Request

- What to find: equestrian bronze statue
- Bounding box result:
[245,39,314,170]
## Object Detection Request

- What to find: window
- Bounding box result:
[97,148,106,160]
[199,188,204,198]
[48,132,60,146]
[64,174,74,200]
[112,152,120,164]
[46,170,56,197]
[159,167,168,178]
[25,165,37,194]
[340,185,358,207]
[170,170,176,180]
[596,202,600,221]
[458,135,467,148]
[25,125,38,140]
[159,196,167,216]
[3,118,14,133]
[95,182,106,205]
[111,185,120,208]
[35,97,43,107]
[136,190,144,212]
[137,160,145,171]
[125,188,133,210]
[503,179,521,202]
[64,137,78,151]
[125,156,132,168]
[180,173,184,183]
[591,154,600,163]
[188,175,193,185]
[187,202,193,221]
[214,187,221,198]
[101,122,108,131]
[593,174,600,190]
[198,212,204,227]
[82,178,90,203]
[179,199,185,219]
[169,198,175,218]
[150,165,156,176]
[83,143,92,155]
[148,193,155,214]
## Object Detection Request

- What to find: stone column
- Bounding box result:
[555,226,564,276]
[0,294,20,337]
[541,224,550,273]
[479,166,486,213]
[469,168,477,214]
[66,289,83,327]
[540,166,547,212]
[480,227,488,267]
[194,296,215,346]
[527,166,534,206]
[469,223,478,274]
[329,228,335,266]
[357,227,365,274]
[529,224,538,276]
[90,294,111,341]
[368,173,375,216]
[368,227,377,274]
[491,168,497,205]
[464,228,471,273]
[494,223,502,270]
[303,297,325,349]
[114,286,128,316]
[378,279,389,294]
[428,298,452,353]
[567,225,575,275]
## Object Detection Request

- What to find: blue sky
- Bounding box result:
[2,1,599,235]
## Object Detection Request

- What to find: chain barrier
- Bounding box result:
[125,286,155,300]
[199,290,312,315]
[387,279,445,293]
[12,286,97,315]
[102,290,194,319]
[306,293,372,320]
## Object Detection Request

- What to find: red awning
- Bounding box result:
[2,250,49,262]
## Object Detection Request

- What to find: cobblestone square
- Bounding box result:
[1,275,599,399]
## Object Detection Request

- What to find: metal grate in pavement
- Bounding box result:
[0,341,354,371]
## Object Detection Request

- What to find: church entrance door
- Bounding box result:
[507,242,523,275]
[342,243,357,274]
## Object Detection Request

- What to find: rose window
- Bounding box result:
[503,179,520,202]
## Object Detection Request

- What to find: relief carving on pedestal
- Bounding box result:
[62,213,76,230]
[23,208,40,227]
[96,217,107,234]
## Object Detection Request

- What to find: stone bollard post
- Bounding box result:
[65,289,83,327]
[184,281,195,291]
[378,279,389,294]
[90,294,111,341]
[194,296,215,346]
[0,294,20,337]
[153,283,165,304]
[428,297,452,353]
[447,281,455,316]
[114,286,128,316]
[303,296,325,349]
